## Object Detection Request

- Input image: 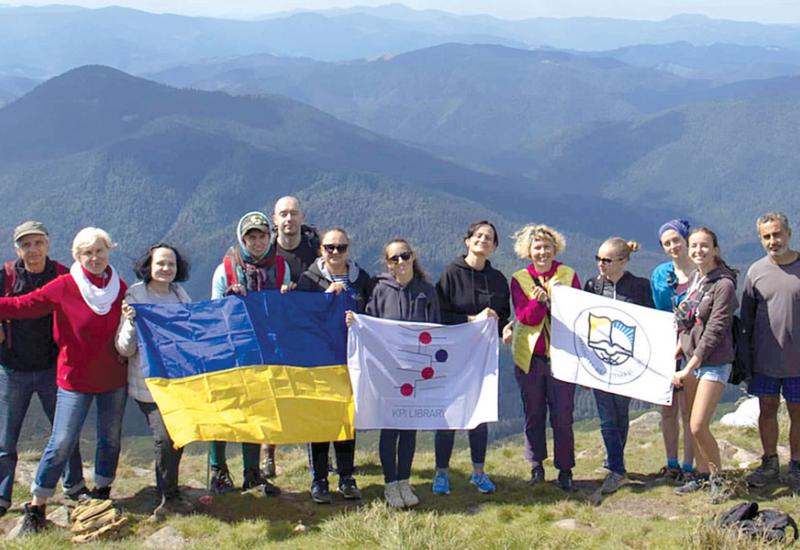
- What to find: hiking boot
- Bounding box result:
[151,494,195,521]
[786,461,800,494]
[657,465,683,482]
[470,472,497,494]
[65,486,93,502]
[746,455,780,488]
[528,466,545,486]
[90,486,111,500]
[338,477,362,500]
[310,480,333,504]
[384,481,404,509]
[397,480,419,508]
[674,473,707,495]
[600,471,628,495]
[557,470,574,492]
[242,467,281,496]
[708,473,731,504]
[20,503,46,536]
[431,471,450,495]
[210,465,235,495]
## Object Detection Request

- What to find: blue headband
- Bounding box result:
[658,219,690,241]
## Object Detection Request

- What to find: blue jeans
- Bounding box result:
[31,386,127,498]
[0,366,85,507]
[379,429,416,483]
[593,389,630,475]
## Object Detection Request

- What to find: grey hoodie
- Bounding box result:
[365,273,441,323]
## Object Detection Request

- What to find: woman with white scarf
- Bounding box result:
[0,227,127,535]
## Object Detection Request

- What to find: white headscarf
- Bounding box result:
[70,261,121,315]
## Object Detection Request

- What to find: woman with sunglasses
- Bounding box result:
[431,221,510,496]
[116,243,194,520]
[651,219,696,482]
[584,238,653,496]
[297,228,371,504]
[362,239,440,509]
[672,227,738,503]
[510,224,580,491]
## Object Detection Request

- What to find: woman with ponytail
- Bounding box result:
[584,237,654,495]
[363,238,440,509]
[672,227,738,503]
[207,211,289,496]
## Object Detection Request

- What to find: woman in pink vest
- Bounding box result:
[509,224,581,491]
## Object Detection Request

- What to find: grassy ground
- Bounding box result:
[2,408,798,549]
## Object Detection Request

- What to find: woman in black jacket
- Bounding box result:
[584,238,653,496]
[297,227,370,505]
[432,221,510,496]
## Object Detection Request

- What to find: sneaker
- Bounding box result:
[65,486,93,502]
[152,494,195,521]
[557,470,574,492]
[600,471,627,495]
[470,472,496,494]
[708,473,731,504]
[674,474,707,495]
[397,480,419,508]
[20,503,46,536]
[384,481,404,509]
[431,471,450,495]
[311,480,333,504]
[528,466,545,486]
[210,465,236,495]
[746,455,780,488]
[657,465,683,482]
[90,486,111,500]
[242,467,281,496]
[338,477,362,500]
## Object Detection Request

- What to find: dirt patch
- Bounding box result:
[599,495,684,520]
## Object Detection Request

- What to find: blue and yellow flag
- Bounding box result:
[133,290,355,447]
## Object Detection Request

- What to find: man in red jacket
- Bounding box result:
[0,221,86,518]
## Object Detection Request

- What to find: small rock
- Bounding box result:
[5,517,24,540]
[718,439,760,468]
[629,411,661,431]
[668,515,682,521]
[132,467,151,477]
[145,526,186,549]
[555,518,578,531]
[293,522,308,533]
[185,478,206,490]
[47,506,72,529]
[719,397,759,428]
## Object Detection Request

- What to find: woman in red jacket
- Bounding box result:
[0,227,127,535]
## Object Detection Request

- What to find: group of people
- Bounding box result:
[0,198,798,535]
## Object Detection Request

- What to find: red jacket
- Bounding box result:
[0,272,127,392]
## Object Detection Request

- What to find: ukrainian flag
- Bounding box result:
[133,290,355,447]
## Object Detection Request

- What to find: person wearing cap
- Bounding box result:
[0,226,128,535]
[650,219,696,482]
[207,211,290,496]
[0,222,87,518]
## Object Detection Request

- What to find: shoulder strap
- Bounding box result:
[3,261,14,297]
[223,255,237,288]
[276,256,286,287]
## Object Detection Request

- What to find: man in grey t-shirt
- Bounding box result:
[742,212,800,492]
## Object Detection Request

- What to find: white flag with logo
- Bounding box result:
[550,285,675,405]
[347,314,498,430]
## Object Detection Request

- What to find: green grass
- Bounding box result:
[2,411,798,549]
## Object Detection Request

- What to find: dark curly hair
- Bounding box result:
[133,243,190,283]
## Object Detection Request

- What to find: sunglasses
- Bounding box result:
[388,251,413,263]
[595,256,622,265]
[322,244,348,254]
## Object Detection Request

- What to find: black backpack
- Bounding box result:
[717,501,798,542]
[728,315,752,385]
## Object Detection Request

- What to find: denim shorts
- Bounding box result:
[748,373,800,404]
[693,364,731,384]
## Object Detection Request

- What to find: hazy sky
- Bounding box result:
[4,0,800,24]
